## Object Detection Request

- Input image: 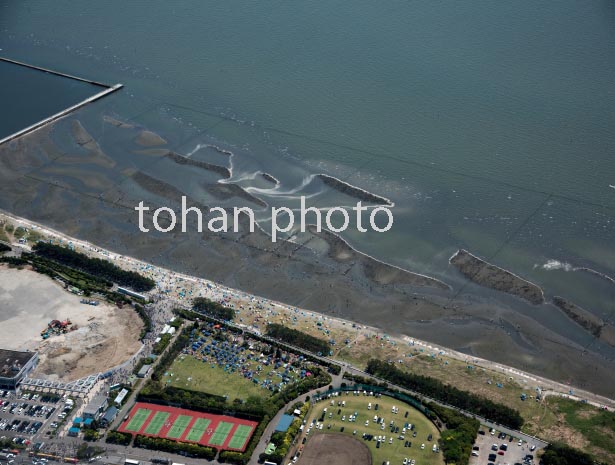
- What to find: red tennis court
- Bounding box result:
[118,402,258,452]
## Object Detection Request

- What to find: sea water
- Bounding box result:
[1,0,614,318]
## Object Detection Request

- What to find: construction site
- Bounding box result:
[0,265,144,382]
[40,318,76,340]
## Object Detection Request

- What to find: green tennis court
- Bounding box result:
[124,408,151,432]
[209,421,234,446]
[143,411,170,435]
[228,424,254,449]
[185,417,211,442]
[166,414,193,439]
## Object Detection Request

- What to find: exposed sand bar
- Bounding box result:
[317,174,393,206]
[450,249,545,305]
[552,297,615,347]
[261,172,280,185]
[309,225,450,290]
[165,151,231,179]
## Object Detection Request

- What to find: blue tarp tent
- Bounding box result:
[274,414,295,432]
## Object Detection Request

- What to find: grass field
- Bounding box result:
[539,397,615,463]
[118,402,257,452]
[163,354,268,400]
[302,393,444,465]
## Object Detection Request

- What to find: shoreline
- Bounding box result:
[1,208,614,411]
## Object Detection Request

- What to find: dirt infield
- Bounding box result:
[118,402,258,452]
[298,434,371,465]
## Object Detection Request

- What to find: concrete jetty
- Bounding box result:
[0,56,123,146]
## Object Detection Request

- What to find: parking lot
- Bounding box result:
[0,389,75,447]
[470,427,541,465]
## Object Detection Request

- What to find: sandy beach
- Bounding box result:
[2,210,613,411]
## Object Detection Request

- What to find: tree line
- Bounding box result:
[32,242,155,292]
[266,323,331,355]
[542,442,601,465]
[192,297,235,320]
[365,359,524,429]
[428,403,480,465]
[134,434,216,459]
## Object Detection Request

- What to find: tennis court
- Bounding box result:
[209,421,234,446]
[118,402,258,451]
[124,407,151,432]
[228,424,254,450]
[166,414,193,439]
[143,411,170,435]
[185,417,211,442]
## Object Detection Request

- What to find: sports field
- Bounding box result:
[118,402,257,452]
[301,392,444,465]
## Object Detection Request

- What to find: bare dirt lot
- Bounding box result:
[0,266,143,381]
[298,433,372,465]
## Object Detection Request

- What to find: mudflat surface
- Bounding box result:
[1,121,614,396]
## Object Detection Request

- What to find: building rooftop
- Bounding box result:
[102,406,119,422]
[0,349,37,378]
[83,394,108,415]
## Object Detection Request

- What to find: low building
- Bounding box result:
[114,388,129,405]
[68,427,80,437]
[83,394,108,419]
[137,364,151,378]
[100,406,118,427]
[0,349,38,390]
[117,287,147,301]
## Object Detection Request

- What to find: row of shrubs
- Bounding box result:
[365,358,524,429]
[266,323,331,356]
[133,434,216,459]
[32,242,155,291]
[192,297,235,320]
[427,403,479,465]
[134,304,152,340]
[152,333,173,355]
[105,430,131,445]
